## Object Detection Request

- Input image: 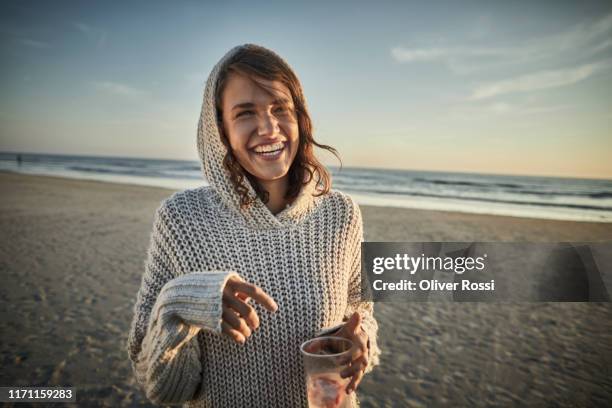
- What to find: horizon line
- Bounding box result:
[0,149,611,182]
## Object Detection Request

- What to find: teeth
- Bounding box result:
[254,142,284,153]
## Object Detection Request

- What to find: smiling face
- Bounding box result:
[220,73,299,188]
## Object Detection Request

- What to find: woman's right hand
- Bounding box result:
[221,275,278,344]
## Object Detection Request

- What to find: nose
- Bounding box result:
[256,111,280,137]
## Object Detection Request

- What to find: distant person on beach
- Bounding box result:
[16,154,22,167]
[126,44,380,407]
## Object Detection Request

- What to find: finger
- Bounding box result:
[221,321,245,344]
[224,276,250,302]
[340,356,366,378]
[232,281,278,312]
[339,344,366,365]
[223,295,260,330]
[222,309,252,338]
[346,364,365,394]
[343,312,362,336]
[356,330,369,354]
[339,329,368,364]
[223,275,245,293]
[235,292,251,303]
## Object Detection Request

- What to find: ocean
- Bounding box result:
[1,152,611,223]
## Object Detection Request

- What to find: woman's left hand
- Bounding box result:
[334,312,369,394]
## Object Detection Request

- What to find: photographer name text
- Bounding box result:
[369,253,495,292]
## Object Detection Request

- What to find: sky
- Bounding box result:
[1,0,611,179]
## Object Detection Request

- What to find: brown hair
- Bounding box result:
[215,45,341,209]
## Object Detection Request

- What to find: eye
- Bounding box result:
[273,105,293,115]
[236,110,254,118]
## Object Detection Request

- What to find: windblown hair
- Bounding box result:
[215,44,341,209]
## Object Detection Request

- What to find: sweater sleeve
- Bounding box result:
[315,198,381,373]
[126,203,239,405]
[344,199,381,374]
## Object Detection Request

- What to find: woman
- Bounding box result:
[126,44,380,407]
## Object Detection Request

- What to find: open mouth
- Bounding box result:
[252,142,286,159]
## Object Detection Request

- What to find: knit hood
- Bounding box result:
[196,44,318,229]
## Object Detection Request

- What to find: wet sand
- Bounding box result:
[1,172,611,407]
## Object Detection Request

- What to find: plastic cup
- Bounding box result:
[300,336,353,408]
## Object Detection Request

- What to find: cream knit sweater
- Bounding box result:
[126,44,380,407]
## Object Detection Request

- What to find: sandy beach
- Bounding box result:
[1,171,611,407]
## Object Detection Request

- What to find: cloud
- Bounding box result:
[19,38,51,49]
[391,13,612,74]
[74,21,107,49]
[392,13,612,102]
[92,81,146,97]
[391,46,507,63]
[450,102,573,122]
[73,22,92,34]
[468,59,612,100]
[487,102,572,116]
